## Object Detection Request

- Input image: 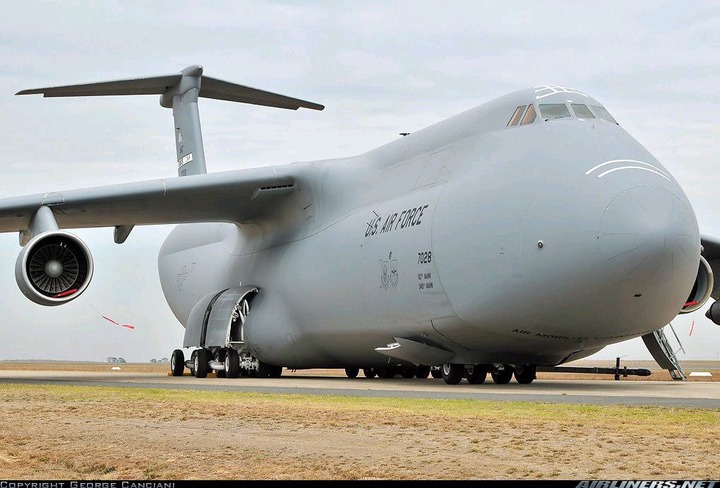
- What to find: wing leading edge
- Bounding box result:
[0,166,296,241]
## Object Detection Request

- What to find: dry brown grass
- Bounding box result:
[0,362,718,480]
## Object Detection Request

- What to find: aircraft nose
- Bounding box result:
[597,185,699,287]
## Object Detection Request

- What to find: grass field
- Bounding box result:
[0,361,718,480]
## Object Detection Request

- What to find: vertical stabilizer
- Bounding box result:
[159,66,207,176]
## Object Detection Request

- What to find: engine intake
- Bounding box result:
[15,231,94,306]
[681,255,713,314]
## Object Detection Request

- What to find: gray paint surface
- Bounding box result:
[1,70,717,373]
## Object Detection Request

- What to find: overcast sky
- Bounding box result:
[0,1,719,364]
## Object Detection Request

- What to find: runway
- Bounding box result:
[1,368,719,408]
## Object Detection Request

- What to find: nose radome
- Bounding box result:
[597,186,699,285]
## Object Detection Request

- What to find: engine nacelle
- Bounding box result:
[680,255,714,314]
[15,231,94,306]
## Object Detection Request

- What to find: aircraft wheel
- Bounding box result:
[514,365,537,384]
[363,368,376,378]
[465,364,488,384]
[401,368,416,379]
[379,368,398,378]
[442,363,464,385]
[214,349,226,378]
[170,349,185,377]
[256,361,271,378]
[225,348,239,378]
[430,366,443,379]
[345,367,359,378]
[269,365,283,378]
[188,350,196,376]
[491,365,513,384]
[193,349,209,378]
[415,366,431,379]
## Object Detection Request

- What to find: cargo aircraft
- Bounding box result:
[2,65,719,384]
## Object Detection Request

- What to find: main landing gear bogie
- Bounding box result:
[348,365,435,379]
[436,362,537,385]
[170,346,282,380]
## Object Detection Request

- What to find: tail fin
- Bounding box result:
[17,65,324,177]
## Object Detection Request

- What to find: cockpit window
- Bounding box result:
[507,105,526,127]
[571,104,595,119]
[520,104,536,125]
[590,105,618,124]
[538,104,571,120]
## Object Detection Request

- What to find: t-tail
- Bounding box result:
[16,65,324,177]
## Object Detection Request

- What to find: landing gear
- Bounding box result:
[225,348,240,378]
[269,364,283,378]
[193,348,210,378]
[430,366,443,379]
[465,364,488,384]
[214,349,226,378]
[415,366,431,379]
[514,364,536,384]
[491,364,513,384]
[256,361,283,378]
[170,349,184,377]
[441,363,464,385]
[345,367,359,378]
[401,368,416,379]
[363,368,376,378]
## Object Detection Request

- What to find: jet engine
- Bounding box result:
[680,255,713,314]
[15,231,94,306]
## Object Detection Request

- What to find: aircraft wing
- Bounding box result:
[0,166,295,238]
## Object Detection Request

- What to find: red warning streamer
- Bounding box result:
[101,315,135,330]
[83,298,136,330]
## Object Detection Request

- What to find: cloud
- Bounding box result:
[1,1,719,362]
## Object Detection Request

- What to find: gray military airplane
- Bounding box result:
[2,65,719,384]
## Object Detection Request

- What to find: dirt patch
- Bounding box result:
[0,362,718,480]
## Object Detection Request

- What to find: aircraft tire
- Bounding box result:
[225,348,239,378]
[194,349,209,378]
[170,349,185,377]
[379,368,398,378]
[491,365,513,385]
[345,367,359,378]
[363,368,376,378]
[188,350,196,377]
[270,365,283,378]
[401,368,416,378]
[442,363,464,385]
[514,365,537,384]
[465,364,488,384]
[255,361,270,378]
[415,366,431,379]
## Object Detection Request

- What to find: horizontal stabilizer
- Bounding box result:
[16,75,182,97]
[16,65,324,111]
[200,76,325,111]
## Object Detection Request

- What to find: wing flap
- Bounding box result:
[0,166,295,234]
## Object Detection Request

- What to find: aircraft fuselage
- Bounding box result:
[158,87,700,369]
